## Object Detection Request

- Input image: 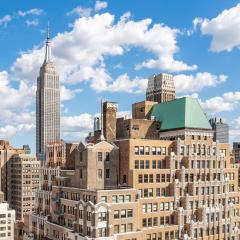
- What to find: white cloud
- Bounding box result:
[233,117,240,128]
[102,74,148,93]
[0,15,12,26]
[11,12,197,91]
[25,19,39,27]
[0,124,34,138]
[61,86,82,101]
[18,8,44,17]
[195,4,240,52]
[174,72,227,93]
[199,91,240,113]
[67,6,92,17]
[95,1,108,12]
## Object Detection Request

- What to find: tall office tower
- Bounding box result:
[209,117,229,143]
[0,192,15,240]
[36,25,60,160]
[146,73,175,103]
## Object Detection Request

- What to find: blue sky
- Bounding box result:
[0,0,240,152]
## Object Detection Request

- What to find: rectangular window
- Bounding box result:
[162,147,166,155]
[127,209,133,217]
[118,195,124,203]
[157,147,161,155]
[114,225,119,234]
[112,195,117,203]
[149,174,153,183]
[98,169,102,179]
[138,174,143,183]
[125,195,131,202]
[140,146,144,155]
[145,146,150,155]
[105,152,110,161]
[152,147,156,155]
[106,169,110,179]
[134,160,139,169]
[121,210,126,218]
[145,160,150,169]
[156,174,160,183]
[140,160,144,169]
[134,146,139,155]
[114,210,119,219]
[144,174,148,183]
[152,160,156,169]
[158,160,161,169]
[127,223,133,232]
[98,152,103,161]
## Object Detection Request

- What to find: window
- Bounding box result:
[123,175,127,183]
[138,174,143,183]
[98,228,107,237]
[140,160,144,169]
[158,160,161,169]
[106,169,110,179]
[142,204,147,213]
[106,152,110,161]
[98,212,107,221]
[125,195,131,202]
[152,160,156,169]
[114,210,119,219]
[119,195,124,203]
[134,160,139,169]
[112,195,117,203]
[156,174,160,183]
[145,146,150,155]
[149,174,153,183]
[152,147,156,155]
[134,146,139,155]
[140,146,144,155]
[145,160,150,169]
[180,146,184,155]
[142,218,147,227]
[98,169,102,179]
[80,169,83,178]
[157,147,161,155]
[98,152,103,161]
[121,210,126,218]
[114,225,119,233]
[162,147,166,155]
[101,196,107,202]
[127,223,133,232]
[127,209,133,217]
[144,174,148,183]
[120,224,126,233]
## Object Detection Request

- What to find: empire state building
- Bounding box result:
[36,26,60,160]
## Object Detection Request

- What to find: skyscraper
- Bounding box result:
[146,73,175,103]
[36,25,60,160]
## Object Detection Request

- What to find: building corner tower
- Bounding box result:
[36,24,60,161]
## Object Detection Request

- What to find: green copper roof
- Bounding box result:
[150,97,212,131]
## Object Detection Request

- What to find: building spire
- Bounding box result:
[44,21,52,63]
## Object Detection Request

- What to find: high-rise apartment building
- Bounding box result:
[36,26,60,160]
[209,118,229,143]
[7,154,40,221]
[0,140,29,200]
[146,73,175,103]
[0,192,15,240]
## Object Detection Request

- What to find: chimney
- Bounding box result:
[103,101,118,142]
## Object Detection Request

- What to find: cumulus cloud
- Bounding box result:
[195,4,240,52]
[61,86,82,101]
[67,6,92,17]
[0,124,35,138]
[11,12,196,91]
[174,72,227,93]
[199,91,240,113]
[95,1,108,12]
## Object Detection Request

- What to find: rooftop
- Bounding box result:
[150,97,212,131]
